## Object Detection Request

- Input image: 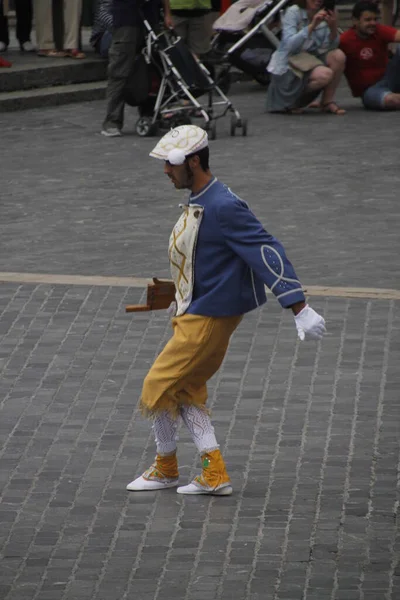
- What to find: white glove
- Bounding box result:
[294,305,326,341]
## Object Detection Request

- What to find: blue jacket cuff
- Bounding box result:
[277,288,306,308]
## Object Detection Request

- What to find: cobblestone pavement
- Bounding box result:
[0,83,400,600]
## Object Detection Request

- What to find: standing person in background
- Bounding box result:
[101,0,173,137]
[34,0,85,58]
[90,0,113,58]
[0,0,9,52]
[170,0,215,58]
[0,0,34,52]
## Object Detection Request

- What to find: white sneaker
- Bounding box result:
[101,127,122,137]
[177,480,233,495]
[21,41,35,52]
[126,459,179,491]
[126,475,179,491]
[0,42,7,52]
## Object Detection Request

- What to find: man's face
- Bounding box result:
[354,11,379,37]
[164,160,193,190]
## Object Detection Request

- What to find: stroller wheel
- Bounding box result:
[135,117,157,137]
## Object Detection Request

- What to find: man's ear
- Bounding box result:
[187,154,200,169]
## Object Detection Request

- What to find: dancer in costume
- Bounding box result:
[127,125,326,496]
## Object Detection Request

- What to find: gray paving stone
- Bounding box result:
[0,83,400,600]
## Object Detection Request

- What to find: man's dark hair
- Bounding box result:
[186,146,210,172]
[352,0,380,19]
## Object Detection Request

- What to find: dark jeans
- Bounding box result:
[362,46,400,109]
[102,26,144,130]
[0,0,33,46]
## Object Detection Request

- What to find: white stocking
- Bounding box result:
[152,411,180,456]
[180,405,219,454]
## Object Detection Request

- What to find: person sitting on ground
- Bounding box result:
[0,0,34,53]
[339,0,400,110]
[266,0,346,115]
[33,0,85,58]
[90,0,113,59]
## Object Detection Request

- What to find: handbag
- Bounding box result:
[288,51,323,73]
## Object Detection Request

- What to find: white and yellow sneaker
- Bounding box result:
[126,453,179,491]
[177,449,232,495]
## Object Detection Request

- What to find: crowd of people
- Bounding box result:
[0,0,399,118]
[266,0,400,113]
[0,0,85,64]
[98,0,400,136]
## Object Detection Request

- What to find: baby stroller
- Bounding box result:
[124,18,247,139]
[210,0,291,91]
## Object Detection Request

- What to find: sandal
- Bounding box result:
[37,49,66,57]
[284,107,304,115]
[321,102,346,115]
[64,49,86,59]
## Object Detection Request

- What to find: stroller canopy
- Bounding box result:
[213,0,271,32]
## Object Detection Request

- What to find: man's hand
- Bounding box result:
[294,305,326,341]
[164,12,173,29]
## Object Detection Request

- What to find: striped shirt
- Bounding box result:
[90,0,113,48]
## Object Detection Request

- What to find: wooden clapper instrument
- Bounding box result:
[125,278,176,312]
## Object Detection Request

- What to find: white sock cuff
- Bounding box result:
[152,411,180,456]
[180,405,219,454]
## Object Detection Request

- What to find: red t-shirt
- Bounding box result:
[339,25,397,97]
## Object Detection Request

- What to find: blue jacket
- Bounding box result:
[186,178,305,317]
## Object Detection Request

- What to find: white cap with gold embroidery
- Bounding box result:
[149,125,208,165]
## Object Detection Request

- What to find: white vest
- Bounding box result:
[168,204,204,316]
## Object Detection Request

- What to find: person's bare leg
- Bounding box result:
[308,98,321,108]
[286,66,331,113]
[285,65,331,113]
[320,49,346,114]
[306,65,333,92]
[383,92,400,109]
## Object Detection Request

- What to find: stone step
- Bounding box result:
[0,55,107,93]
[0,80,107,112]
[338,4,354,29]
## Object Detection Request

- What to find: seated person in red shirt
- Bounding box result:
[339,0,400,110]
